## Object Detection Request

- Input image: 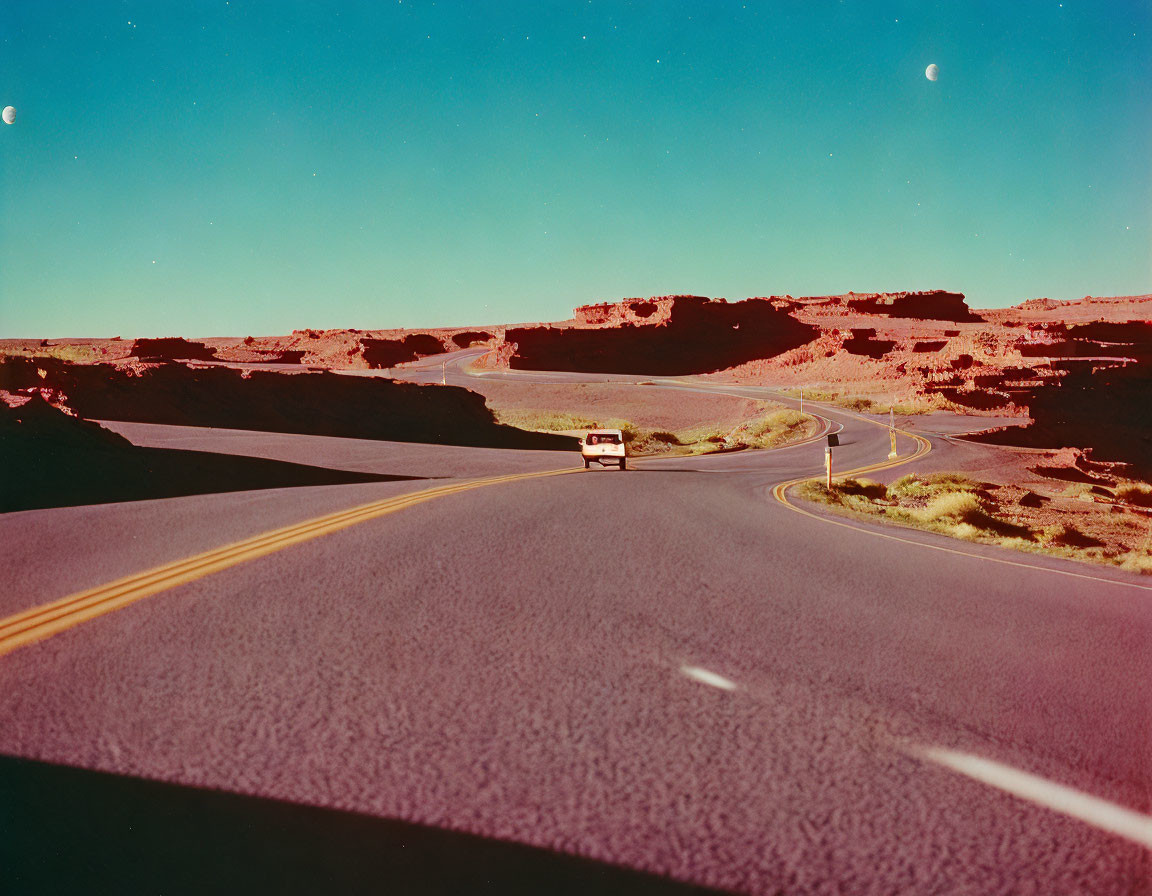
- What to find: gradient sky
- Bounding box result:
[1,1,1149,337]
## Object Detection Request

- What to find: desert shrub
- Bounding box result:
[835,478,889,500]
[888,474,923,497]
[838,396,877,412]
[599,418,640,443]
[493,409,598,432]
[1117,483,1152,508]
[1118,551,1152,575]
[731,407,815,448]
[911,489,1033,539]
[945,521,987,541]
[890,472,981,500]
[915,490,984,524]
[629,429,687,452]
[1061,482,1090,498]
[797,480,836,504]
[924,472,980,489]
[764,408,806,429]
[1039,523,1104,548]
[796,478,887,507]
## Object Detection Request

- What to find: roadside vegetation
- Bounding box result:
[493,405,819,456]
[780,388,947,416]
[796,472,1152,574]
[1,344,108,364]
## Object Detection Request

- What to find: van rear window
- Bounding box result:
[589,434,621,445]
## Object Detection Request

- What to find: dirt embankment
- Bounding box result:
[468,381,770,434]
[0,357,575,453]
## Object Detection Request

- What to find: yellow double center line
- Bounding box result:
[770,428,933,506]
[0,467,581,659]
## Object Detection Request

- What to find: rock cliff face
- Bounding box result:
[968,321,1152,476]
[130,338,218,362]
[359,334,446,369]
[506,296,819,376]
[842,290,979,322]
[497,292,980,377]
[573,296,679,327]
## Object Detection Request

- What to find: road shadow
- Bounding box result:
[0,755,726,896]
[2,396,424,513]
[1,356,577,452]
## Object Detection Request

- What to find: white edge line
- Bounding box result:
[911,745,1152,850]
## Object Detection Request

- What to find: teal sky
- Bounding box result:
[1,1,1149,337]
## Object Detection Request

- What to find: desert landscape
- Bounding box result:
[4,3,1151,894]
[5,289,1150,572]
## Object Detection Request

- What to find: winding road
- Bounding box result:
[1,351,1149,895]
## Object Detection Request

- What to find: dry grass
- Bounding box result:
[796,472,1151,574]
[491,409,599,432]
[724,408,815,450]
[781,388,942,416]
[1,345,103,364]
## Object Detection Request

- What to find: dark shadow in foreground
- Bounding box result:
[1,396,424,513]
[0,755,726,896]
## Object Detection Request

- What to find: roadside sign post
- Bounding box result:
[825,433,838,488]
[442,359,447,385]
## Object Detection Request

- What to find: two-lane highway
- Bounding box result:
[2,355,1149,894]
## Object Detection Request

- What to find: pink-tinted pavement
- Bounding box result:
[2,383,1150,894]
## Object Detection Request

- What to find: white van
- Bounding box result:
[580,429,627,470]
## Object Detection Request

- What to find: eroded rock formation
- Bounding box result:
[506,296,819,376]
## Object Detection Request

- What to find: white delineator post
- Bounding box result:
[825,446,833,488]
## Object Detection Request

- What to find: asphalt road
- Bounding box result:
[1,352,1150,895]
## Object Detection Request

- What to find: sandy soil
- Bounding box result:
[461,381,771,434]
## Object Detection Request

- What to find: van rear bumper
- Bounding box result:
[582,454,625,465]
